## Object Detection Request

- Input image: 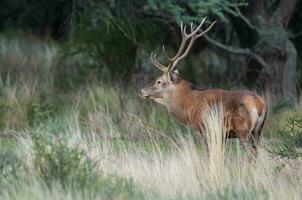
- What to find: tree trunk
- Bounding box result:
[264,55,285,101]
[264,39,297,102]
[201,0,298,102]
[252,0,298,102]
[282,40,297,100]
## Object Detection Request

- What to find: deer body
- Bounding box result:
[168,79,267,144]
[139,18,267,156]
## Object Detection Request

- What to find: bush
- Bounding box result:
[27,94,59,127]
[0,149,24,189]
[269,115,302,159]
[0,83,61,131]
[30,133,145,198]
[32,134,96,188]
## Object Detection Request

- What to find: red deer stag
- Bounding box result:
[139,18,267,156]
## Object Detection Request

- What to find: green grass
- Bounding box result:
[0,35,301,200]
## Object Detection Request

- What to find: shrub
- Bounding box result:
[32,134,96,188]
[0,149,24,189]
[269,115,302,159]
[28,133,145,198]
[27,94,59,127]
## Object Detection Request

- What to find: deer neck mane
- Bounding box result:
[167,79,200,123]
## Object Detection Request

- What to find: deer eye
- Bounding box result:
[156,80,162,85]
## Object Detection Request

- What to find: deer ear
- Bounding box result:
[168,71,178,83]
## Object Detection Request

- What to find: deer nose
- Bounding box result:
[139,89,147,99]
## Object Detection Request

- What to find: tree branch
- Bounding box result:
[250,0,271,23]
[271,0,297,28]
[235,6,258,32]
[204,35,270,70]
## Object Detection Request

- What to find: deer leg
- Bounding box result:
[249,109,267,158]
[234,118,257,160]
[238,133,260,161]
[249,131,260,157]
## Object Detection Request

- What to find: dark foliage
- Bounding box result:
[0,0,302,99]
[0,0,81,39]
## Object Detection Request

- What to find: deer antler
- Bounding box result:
[169,19,216,72]
[150,52,167,71]
[150,18,216,73]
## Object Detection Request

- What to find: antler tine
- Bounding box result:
[169,18,207,64]
[180,22,185,37]
[150,52,167,71]
[168,38,195,72]
[149,17,216,73]
[195,20,217,38]
[169,19,216,72]
[169,22,189,61]
[184,17,207,38]
[162,45,171,60]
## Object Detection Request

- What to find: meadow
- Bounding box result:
[0,35,302,200]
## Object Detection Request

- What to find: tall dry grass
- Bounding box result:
[7,94,301,199]
[0,35,57,90]
[202,103,227,188]
[87,105,301,199]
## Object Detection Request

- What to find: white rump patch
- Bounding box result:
[250,107,258,132]
[254,107,266,133]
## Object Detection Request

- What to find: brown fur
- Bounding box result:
[139,19,267,157]
[172,78,267,154]
[140,75,268,156]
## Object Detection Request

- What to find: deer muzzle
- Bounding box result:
[139,89,149,99]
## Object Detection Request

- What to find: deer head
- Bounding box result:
[139,18,216,106]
